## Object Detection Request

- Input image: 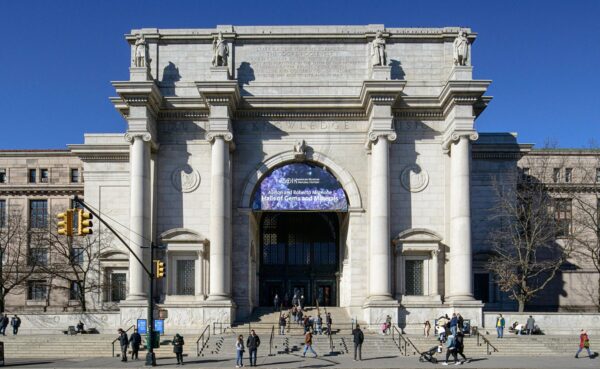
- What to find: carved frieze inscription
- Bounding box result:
[236,121,369,134]
[236,44,367,82]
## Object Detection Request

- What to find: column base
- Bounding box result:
[207,293,232,302]
[362,298,399,326]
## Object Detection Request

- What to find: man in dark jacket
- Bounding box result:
[130,328,142,360]
[246,329,261,367]
[172,333,185,365]
[352,324,364,361]
[117,328,129,362]
[0,314,9,335]
[11,315,21,335]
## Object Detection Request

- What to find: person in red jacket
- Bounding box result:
[575,330,594,359]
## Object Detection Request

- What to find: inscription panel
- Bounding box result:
[235,121,369,134]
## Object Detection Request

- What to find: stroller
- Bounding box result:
[418,346,440,363]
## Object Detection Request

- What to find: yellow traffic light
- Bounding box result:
[155,260,166,279]
[57,210,73,236]
[77,209,93,236]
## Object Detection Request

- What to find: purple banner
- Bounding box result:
[252,163,348,211]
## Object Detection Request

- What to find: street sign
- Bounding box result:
[137,319,147,334]
[154,319,164,334]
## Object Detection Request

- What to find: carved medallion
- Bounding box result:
[171,165,201,193]
[400,164,429,193]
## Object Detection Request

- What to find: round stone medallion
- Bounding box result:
[400,164,429,193]
[171,165,201,193]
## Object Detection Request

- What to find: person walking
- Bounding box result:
[449,313,458,337]
[279,313,287,335]
[0,314,9,336]
[273,294,280,312]
[11,315,21,335]
[424,320,431,337]
[303,331,318,358]
[236,334,245,368]
[526,315,535,335]
[297,309,304,326]
[117,328,129,362]
[441,333,458,365]
[455,331,470,363]
[384,315,392,335]
[326,312,332,335]
[352,323,364,361]
[299,295,305,310]
[575,330,594,359]
[315,315,323,335]
[130,328,142,360]
[496,314,505,338]
[457,313,464,334]
[246,329,260,367]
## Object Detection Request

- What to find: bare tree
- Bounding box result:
[0,206,41,313]
[40,213,111,312]
[487,151,573,312]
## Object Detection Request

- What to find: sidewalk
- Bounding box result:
[1,353,597,369]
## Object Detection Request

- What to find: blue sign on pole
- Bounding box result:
[154,319,164,334]
[137,319,147,334]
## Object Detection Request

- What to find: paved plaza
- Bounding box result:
[2,353,598,369]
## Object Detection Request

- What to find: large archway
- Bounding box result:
[250,161,351,307]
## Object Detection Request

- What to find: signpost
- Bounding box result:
[137,319,148,335]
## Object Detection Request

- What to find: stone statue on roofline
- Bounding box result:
[212,32,229,67]
[453,30,469,66]
[371,31,387,67]
[134,34,148,68]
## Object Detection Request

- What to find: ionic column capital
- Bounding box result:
[441,130,478,153]
[206,131,234,143]
[124,131,152,143]
[365,130,396,150]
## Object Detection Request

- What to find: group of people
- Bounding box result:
[434,313,467,342]
[235,330,261,367]
[273,292,306,311]
[278,308,332,336]
[116,328,185,365]
[0,314,21,335]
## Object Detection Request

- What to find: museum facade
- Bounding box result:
[3,25,598,332]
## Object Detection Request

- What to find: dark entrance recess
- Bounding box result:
[259,212,339,306]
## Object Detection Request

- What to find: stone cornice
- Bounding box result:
[195,80,241,115]
[0,185,83,196]
[359,80,406,115]
[235,110,366,120]
[438,80,492,116]
[544,183,600,194]
[111,81,162,116]
[68,144,129,163]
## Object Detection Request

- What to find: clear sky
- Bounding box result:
[0,0,598,149]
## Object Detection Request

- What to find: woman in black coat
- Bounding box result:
[172,333,185,365]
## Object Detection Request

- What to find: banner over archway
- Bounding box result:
[252,163,348,211]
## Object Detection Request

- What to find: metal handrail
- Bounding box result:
[111,324,136,357]
[472,326,498,355]
[328,327,334,354]
[196,325,211,357]
[391,325,420,356]
[268,325,275,356]
[213,322,229,335]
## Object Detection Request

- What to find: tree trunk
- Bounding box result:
[518,299,525,312]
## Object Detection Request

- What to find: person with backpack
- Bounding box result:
[352,323,364,361]
[172,333,185,365]
[575,330,594,359]
[302,331,317,358]
[441,333,458,365]
[455,331,470,363]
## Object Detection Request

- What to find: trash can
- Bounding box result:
[145,332,160,349]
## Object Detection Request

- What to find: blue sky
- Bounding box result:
[0,0,598,149]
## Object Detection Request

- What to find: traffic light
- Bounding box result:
[155,260,166,279]
[57,210,73,236]
[77,209,93,236]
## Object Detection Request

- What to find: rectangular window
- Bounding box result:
[69,281,81,300]
[70,247,84,265]
[0,200,6,228]
[0,168,6,183]
[405,260,424,296]
[565,168,573,183]
[28,169,37,183]
[554,198,572,237]
[40,168,49,183]
[474,273,490,303]
[27,280,47,301]
[110,273,127,302]
[176,260,195,295]
[521,167,530,182]
[70,168,79,183]
[29,247,48,266]
[29,200,48,228]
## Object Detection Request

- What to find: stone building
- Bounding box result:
[2,25,599,332]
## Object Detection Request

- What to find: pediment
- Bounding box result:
[394,228,442,244]
[159,228,208,244]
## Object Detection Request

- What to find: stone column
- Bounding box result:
[449,133,477,301]
[125,132,152,301]
[431,250,439,297]
[207,132,233,301]
[368,131,396,301]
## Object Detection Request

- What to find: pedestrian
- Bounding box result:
[130,328,141,360]
[236,334,245,368]
[316,315,323,335]
[297,309,304,326]
[326,312,332,335]
[292,293,298,307]
[441,333,458,365]
[526,315,535,335]
[384,315,392,335]
[246,329,260,367]
[0,314,9,335]
[300,294,305,310]
[291,306,298,324]
[11,315,21,335]
[352,323,364,361]
[496,314,505,338]
[575,330,594,359]
[303,315,311,334]
[76,320,85,333]
[283,293,289,308]
[303,331,318,358]
[457,313,464,334]
[455,331,470,363]
[279,313,287,335]
[117,328,129,362]
[449,313,458,336]
[424,320,431,337]
[437,325,446,343]
[273,294,280,312]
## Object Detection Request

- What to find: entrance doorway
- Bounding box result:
[259,212,339,307]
